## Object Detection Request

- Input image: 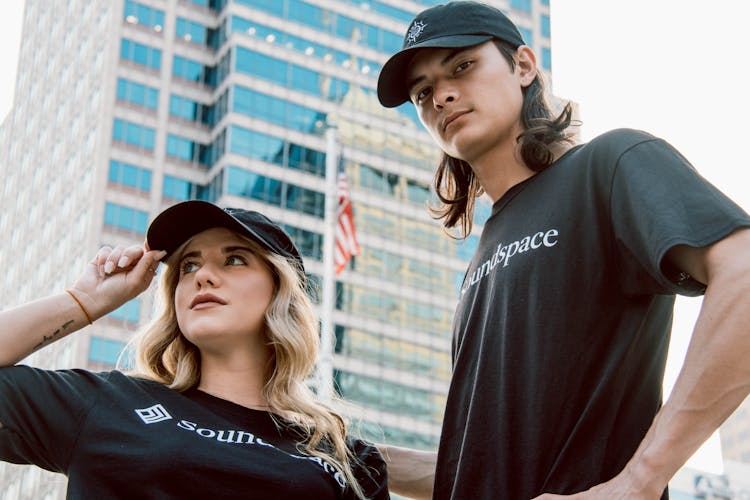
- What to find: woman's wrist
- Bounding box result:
[66,289,94,324]
[65,288,110,324]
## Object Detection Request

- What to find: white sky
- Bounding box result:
[1,0,747,475]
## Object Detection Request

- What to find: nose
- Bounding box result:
[194,262,220,289]
[432,81,457,109]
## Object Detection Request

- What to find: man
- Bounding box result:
[376,2,750,499]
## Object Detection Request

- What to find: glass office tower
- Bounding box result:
[0,1,554,497]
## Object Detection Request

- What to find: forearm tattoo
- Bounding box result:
[33,319,75,352]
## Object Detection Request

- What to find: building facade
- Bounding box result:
[721,401,750,464]
[0,0,553,497]
[669,461,750,499]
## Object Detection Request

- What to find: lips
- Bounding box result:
[190,293,227,310]
[442,110,470,133]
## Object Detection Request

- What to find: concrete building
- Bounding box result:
[0,0,555,497]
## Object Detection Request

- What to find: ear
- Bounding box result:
[515,46,538,87]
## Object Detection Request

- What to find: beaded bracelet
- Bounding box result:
[65,289,93,325]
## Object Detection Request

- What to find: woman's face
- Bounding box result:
[174,227,275,354]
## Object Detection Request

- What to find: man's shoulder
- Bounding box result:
[583,128,661,155]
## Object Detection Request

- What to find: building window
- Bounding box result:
[336,325,451,381]
[340,281,453,334]
[541,47,552,71]
[172,55,216,87]
[360,164,398,195]
[228,125,326,176]
[163,174,202,201]
[108,160,152,192]
[232,48,354,102]
[166,134,210,165]
[226,166,324,218]
[176,17,208,45]
[237,0,402,54]
[112,118,155,150]
[355,420,438,451]
[335,370,446,423]
[229,15,382,75]
[518,26,532,46]
[510,0,532,13]
[123,0,164,31]
[120,38,162,70]
[116,78,159,110]
[284,224,323,260]
[367,1,415,23]
[287,142,326,176]
[109,298,141,323]
[406,179,431,204]
[232,85,322,134]
[89,336,128,367]
[104,202,148,234]
[169,94,211,124]
[541,15,551,38]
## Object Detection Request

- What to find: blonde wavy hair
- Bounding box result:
[124,233,369,499]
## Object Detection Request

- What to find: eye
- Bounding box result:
[412,86,432,104]
[180,260,199,275]
[455,60,473,74]
[226,255,247,266]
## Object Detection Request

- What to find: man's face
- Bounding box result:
[405,41,534,164]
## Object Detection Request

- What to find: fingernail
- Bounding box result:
[104,261,115,274]
[118,256,131,268]
[155,250,167,260]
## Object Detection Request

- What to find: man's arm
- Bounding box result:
[377,444,436,499]
[536,227,750,499]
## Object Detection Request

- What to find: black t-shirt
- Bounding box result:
[0,365,388,499]
[435,129,750,500]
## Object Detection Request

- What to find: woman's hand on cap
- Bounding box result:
[69,245,167,321]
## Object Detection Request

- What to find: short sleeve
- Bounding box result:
[609,136,750,295]
[0,366,109,472]
[345,438,389,499]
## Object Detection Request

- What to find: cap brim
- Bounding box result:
[377,34,493,108]
[146,200,266,259]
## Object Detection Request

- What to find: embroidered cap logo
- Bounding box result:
[406,20,426,46]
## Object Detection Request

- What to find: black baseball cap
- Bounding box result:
[146,200,304,274]
[377,1,526,108]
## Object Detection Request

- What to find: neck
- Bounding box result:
[198,348,272,410]
[469,139,534,203]
[470,138,574,203]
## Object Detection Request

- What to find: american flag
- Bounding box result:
[334,158,360,274]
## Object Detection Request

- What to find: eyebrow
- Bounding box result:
[406,47,474,95]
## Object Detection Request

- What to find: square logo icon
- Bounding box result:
[135,403,173,424]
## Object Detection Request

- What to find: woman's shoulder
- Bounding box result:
[0,365,168,393]
[0,364,110,384]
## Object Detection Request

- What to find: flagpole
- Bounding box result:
[319,121,339,403]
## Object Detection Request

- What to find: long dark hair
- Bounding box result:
[430,40,574,238]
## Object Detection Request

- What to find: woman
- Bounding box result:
[0,200,388,499]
